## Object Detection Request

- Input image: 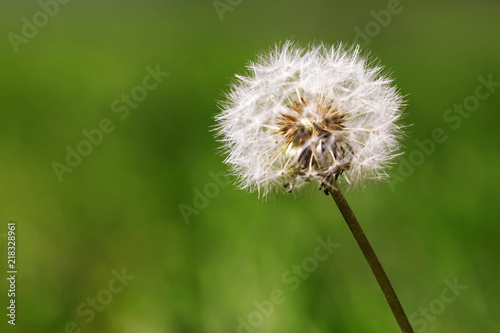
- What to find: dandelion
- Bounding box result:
[216,41,403,196]
[215,41,414,333]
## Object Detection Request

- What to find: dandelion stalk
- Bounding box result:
[327,180,414,333]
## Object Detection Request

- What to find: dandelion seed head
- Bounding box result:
[215,41,404,196]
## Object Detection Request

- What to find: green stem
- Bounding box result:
[328,182,414,333]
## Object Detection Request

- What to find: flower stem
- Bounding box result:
[328,183,414,333]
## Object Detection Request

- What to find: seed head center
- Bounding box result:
[275,96,353,191]
[300,118,316,132]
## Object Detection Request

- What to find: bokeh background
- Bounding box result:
[1,0,499,332]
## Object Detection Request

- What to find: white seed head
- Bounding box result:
[215,41,404,196]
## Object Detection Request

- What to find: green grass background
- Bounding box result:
[0,0,499,332]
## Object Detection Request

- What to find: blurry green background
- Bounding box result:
[1,0,499,332]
